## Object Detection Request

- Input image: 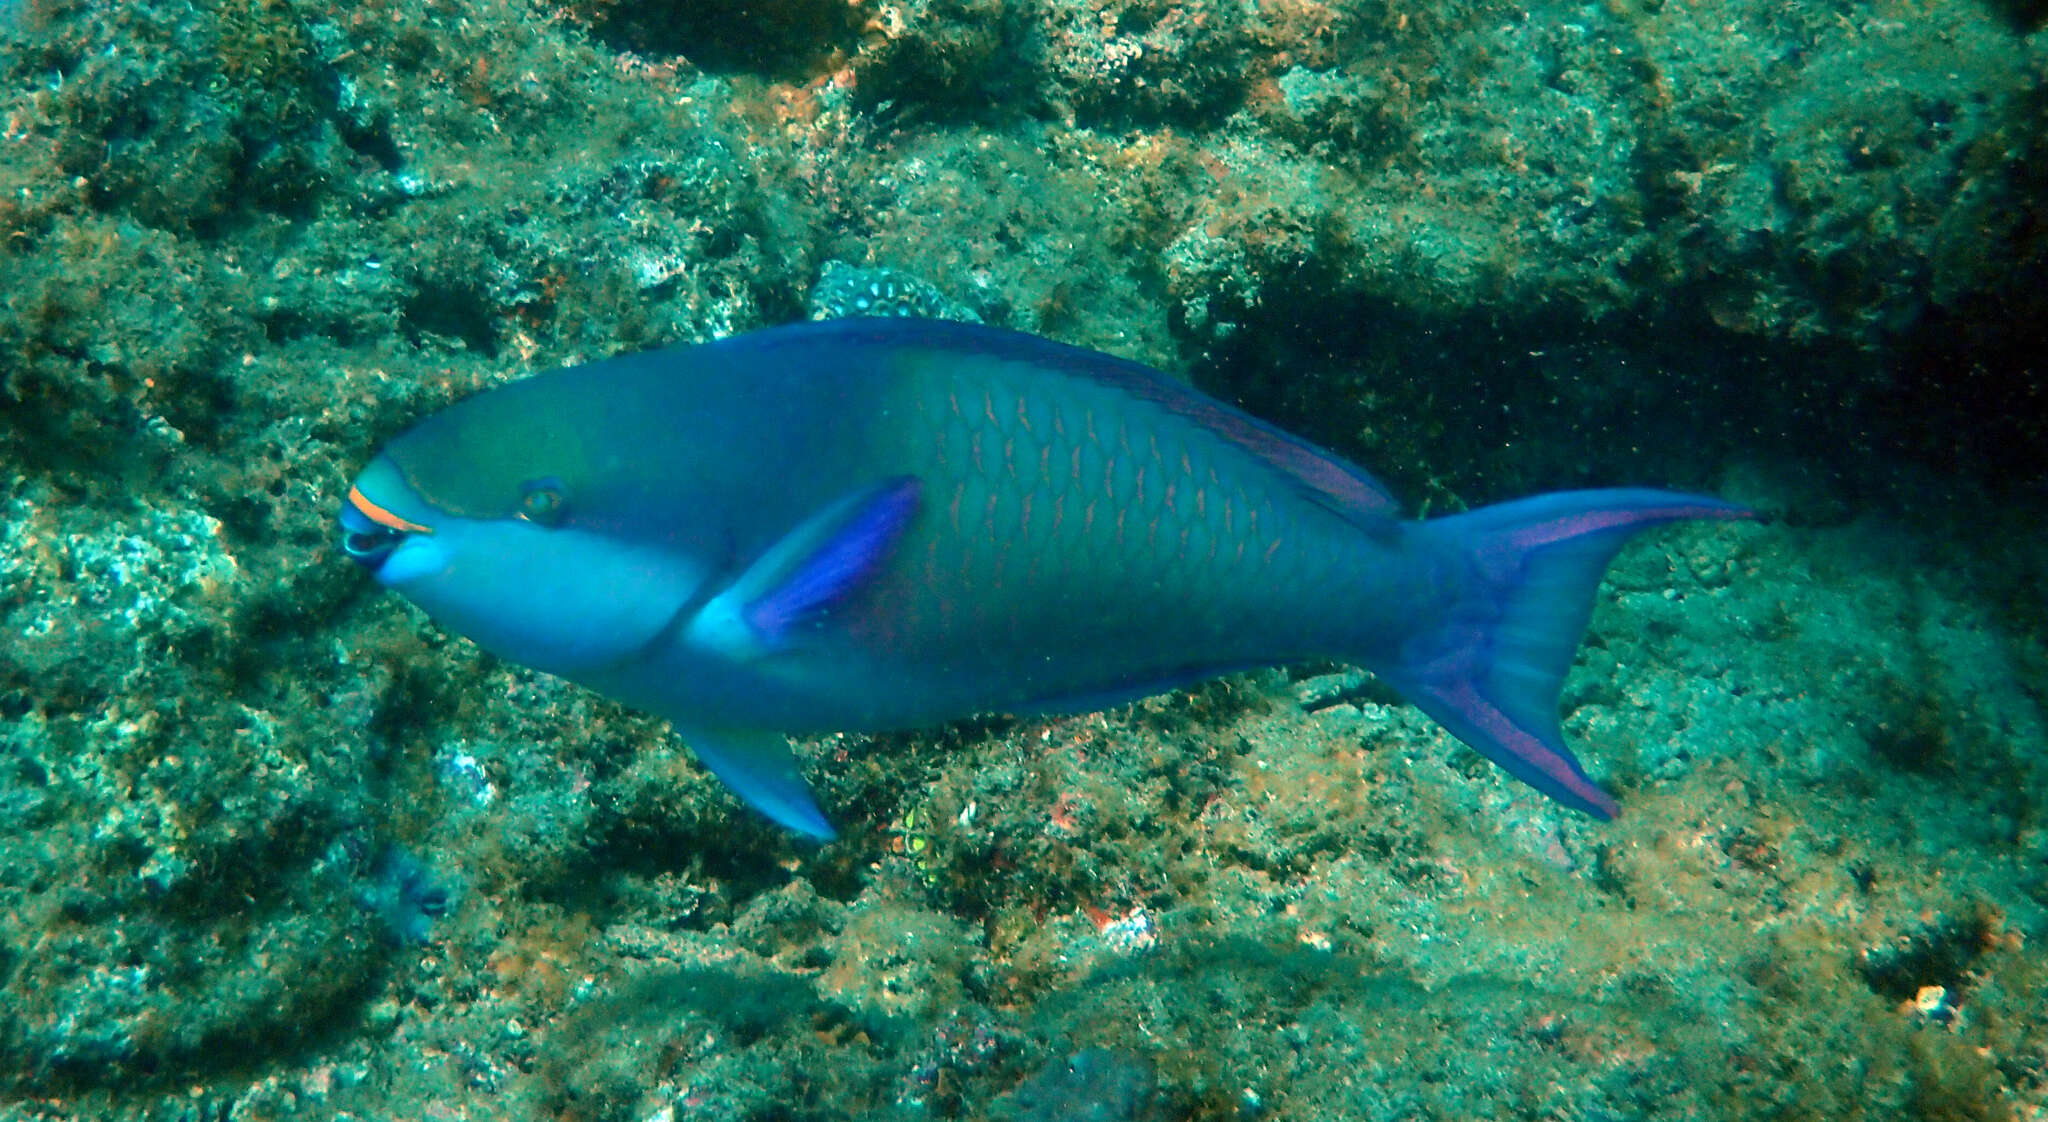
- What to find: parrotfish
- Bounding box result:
[340,318,1753,838]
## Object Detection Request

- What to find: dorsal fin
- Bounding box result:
[753,318,1406,526]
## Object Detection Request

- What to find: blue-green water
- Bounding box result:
[0,0,2043,1118]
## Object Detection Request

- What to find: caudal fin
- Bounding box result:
[1386,489,1755,817]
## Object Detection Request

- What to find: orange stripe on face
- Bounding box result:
[347,486,434,534]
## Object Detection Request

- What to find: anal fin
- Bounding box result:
[682,726,836,839]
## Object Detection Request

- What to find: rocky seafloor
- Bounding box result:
[0,0,2044,1117]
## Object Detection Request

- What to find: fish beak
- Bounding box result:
[340,484,430,571]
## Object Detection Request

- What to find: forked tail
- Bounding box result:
[1387,489,1755,817]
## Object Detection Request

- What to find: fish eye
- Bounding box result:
[518,478,567,525]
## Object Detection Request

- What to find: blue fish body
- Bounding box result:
[341,319,1753,836]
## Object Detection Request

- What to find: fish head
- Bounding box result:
[340,379,710,677]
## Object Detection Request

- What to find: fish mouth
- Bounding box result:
[339,484,429,570]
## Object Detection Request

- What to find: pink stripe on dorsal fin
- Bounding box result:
[1096,366,1404,524]
[796,318,1405,525]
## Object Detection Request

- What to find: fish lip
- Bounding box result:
[339,457,440,570]
[346,484,433,535]
[339,488,403,570]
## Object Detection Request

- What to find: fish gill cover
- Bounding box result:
[0,0,2043,1119]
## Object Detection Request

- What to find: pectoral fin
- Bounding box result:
[686,476,921,660]
[682,726,836,839]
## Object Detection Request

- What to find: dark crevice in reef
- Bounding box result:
[1855,907,1998,1004]
[575,0,865,81]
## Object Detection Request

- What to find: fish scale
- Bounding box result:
[342,317,1756,836]
[829,343,1422,725]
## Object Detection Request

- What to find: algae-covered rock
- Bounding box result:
[995,1047,1158,1122]
[819,888,982,1033]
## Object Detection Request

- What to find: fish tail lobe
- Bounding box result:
[1385,489,1755,818]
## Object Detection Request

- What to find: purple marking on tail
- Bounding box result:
[1387,489,1755,817]
[1431,680,1620,817]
